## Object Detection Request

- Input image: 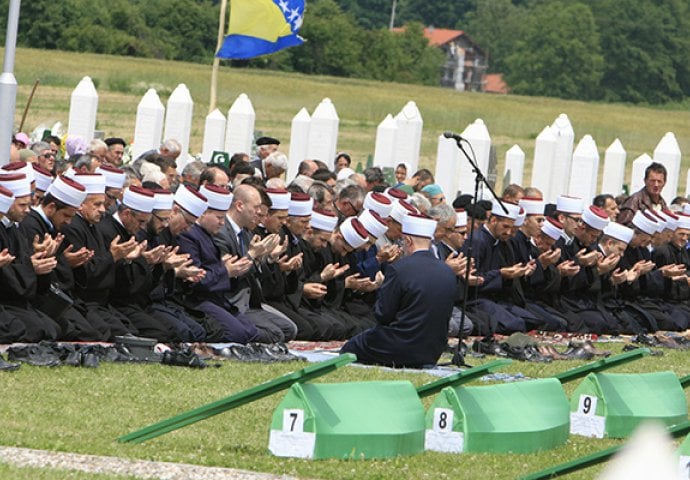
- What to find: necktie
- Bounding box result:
[237,230,245,256]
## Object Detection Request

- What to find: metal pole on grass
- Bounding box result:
[0,0,20,166]
[209,0,228,114]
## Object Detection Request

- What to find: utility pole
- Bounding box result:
[0,0,20,165]
[389,0,397,30]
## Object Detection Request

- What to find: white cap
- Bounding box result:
[0,185,14,214]
[336,167,355,181]
[556,195,584,214]
[310,209,338,232]
[541,217,564,241]
[390,199,417,224]
[384,187,409,202]
[152,189,174,210]
[676,213,690,230]
[491,200,520,220]
[519,197,545,216]
[603,222,634,244]
[647,209,678,232]
[122,186,156,213]
[358,209,388,238]
[288,192,314,217]
[266,188,290,210]
[95,165,126,189]
[1,161,34,183]
[174,185,208,218]
[684,203,690,216]
[71,173,106,194]
[0,173,31,197]
[199,185,232,211]
[514,207,526,227]
[339,217,369,249]
[32,164,53,192]
[402,213,437,238]
[582,205,610,231]
[47,176,88,208]
[363,191,393,218]
[455,209,467,228]
[631,210,658,236]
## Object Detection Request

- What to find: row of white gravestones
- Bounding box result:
[434,119,492,200]
[285,98,340,181]
[373,101,424,174]
[201,93,256,163]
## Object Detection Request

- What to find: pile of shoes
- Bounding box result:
[630,333,690,350]
[213,342,306,363]
[471,334,613,362]
[161,345,212,369]
[6,341,140,368]
[0,353,20,371]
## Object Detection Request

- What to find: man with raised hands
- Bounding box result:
[20,174,107,341]
[0,173,60,342]
[96,185,173,341]
[341,212,456,367]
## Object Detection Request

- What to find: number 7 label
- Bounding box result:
[282,409,304,433]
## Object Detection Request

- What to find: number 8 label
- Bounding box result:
[433,408,454,433]
[578,395,597,417]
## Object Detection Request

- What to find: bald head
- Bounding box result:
[229,184,262,228]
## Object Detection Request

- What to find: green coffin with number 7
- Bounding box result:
[569,371,687,439]
[268,381,425,459]
[424,378,570,454]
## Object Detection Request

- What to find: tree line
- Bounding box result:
[2,0,689,104]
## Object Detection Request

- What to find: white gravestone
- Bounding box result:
[630,153,653,194]
[435,135,461,201]
[306,98,339,168]
[67,76,98,141]
[550,114,575,202]
[568,135,599,201]
[531,126,558,201]
[393,101,423,173]
[601,139,626,195]
[287,107,311,182]
[504,144,525,188]
[373,114,398,169]
[456,119,491,195]
[164,84,194,166]
[201,109,227,163]
[132,89,165,160]
[224,93,255,157]
[653,132,681,201]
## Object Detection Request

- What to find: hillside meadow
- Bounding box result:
[10,47,690,194]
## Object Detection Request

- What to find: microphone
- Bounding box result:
[443,131,465,142]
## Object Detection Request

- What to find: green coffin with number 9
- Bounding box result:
[569,371,687,439]
[424,378,570,454]
[268,381,425,459]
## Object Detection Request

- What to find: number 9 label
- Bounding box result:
[578,395,597,417]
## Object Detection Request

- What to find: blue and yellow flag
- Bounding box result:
[217,0,305,60]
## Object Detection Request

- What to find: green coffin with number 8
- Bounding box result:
[268,381,425,459]
[424,378,570,454]
[569,371,687,439]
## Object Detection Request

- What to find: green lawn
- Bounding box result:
[1,345,688,479]
[10,47,690,193]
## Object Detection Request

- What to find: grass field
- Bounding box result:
[1,345,689,479]
[10,47,690,193]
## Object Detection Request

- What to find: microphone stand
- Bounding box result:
[446,137,508,368]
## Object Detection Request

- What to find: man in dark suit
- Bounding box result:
[341,213,456,368]
[214,184,297,343]
[20,174,105,340]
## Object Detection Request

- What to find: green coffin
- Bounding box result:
[268,381,425,459]
[425,378,570,454]
[570,371,688,439]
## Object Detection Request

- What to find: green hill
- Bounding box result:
[13,47,690,194]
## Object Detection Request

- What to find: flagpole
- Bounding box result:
[209,0,228,114]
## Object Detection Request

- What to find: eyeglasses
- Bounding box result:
[153,213,171,224]
[564,214,583,224]
[180,212,197,227]
[41,152,56,158]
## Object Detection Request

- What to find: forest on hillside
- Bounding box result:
[2,0,689,104]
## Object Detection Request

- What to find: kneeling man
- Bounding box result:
[341,212,456,367]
